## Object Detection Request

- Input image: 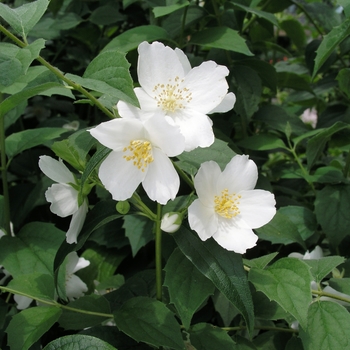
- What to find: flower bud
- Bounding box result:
[160,212,182,233]
[116,200,130,214]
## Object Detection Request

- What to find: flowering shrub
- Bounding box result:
[1,0,350,349]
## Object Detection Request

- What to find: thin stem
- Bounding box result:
[312,289,350,304]
[155,203,163,301]
[130,193,157,221]
[0,93,11,235]
[172,160,194,191]
[221,325,298,334]
[0,24,115,120]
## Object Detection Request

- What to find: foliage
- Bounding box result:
[1,0,350,349]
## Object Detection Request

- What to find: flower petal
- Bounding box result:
[144,113,185,157]
[89,118,144,151]
[194,161,222,205]
[137,41,186,96]
[209,92,236,114]
[46,184,79,217]
[173,109,214,151]
[142,147,180,204]
[65,252,90,274]
[135,87,159,112]
[188,199,218,241]
[304,245,323,259]
[183,61,229,114]
[117,97,155,121]
[213,219,258,253]
[39,156,75,184]
[98,151,146,201]
[238,189,276,228]
[14,295,33,310]
[220,155,258,193]
[66,274,88,301]
[66,201,88,244]
[175,47,192,74]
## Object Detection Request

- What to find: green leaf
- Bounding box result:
[89,4,124,25]
[189,26,254,56]
[0,0,49,39]
[80,49,138,106]
[6,273,55,301]
[310,166,346,184]
[173,227,254,335]
[255,210,306,248]
[58,294,111,330]
[114,296,184,350]
[153,0,189,18]
[43,335,117,350]
[6,307,62,350]
[315,184,350,247]
[306,121,349,169]
[248,258,312,329]
[303,256,345,283]
[102,25,170,53]
[237,134,287,151]
[313,17,350,78]
[189,323,237,349]
[300,301,350,349]
[328,278,350,295]
[123,215,154,257]
[164,248,215,329]
[177,138,236,175]
[231,66,262,120]
[244,253,279,270]
[277,72,313,93]
[336,68,350,99]
[252,291,288,321]
[5,127,68,158]
[280,19,306,51]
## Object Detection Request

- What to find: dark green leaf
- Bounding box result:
[153,0,189,18]
[43,335,117,350]
[280,19,306,51]
[249,258,312,329]
[277,72,313,93]
[164,248,215,329]
[173,227,254,335]
[336,68,350,99]
[6,307,62,350]
[114,296,184,350]
[237,134,287,151]
[244,253,278,270]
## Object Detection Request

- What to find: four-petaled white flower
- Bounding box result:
[89,112,185,205]
[188,155,276,254]
[14,252,90,309]
[117,41,236,152]
[39,156,88,244]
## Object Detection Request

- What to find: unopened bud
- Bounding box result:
[160,212,182,233]
[116,200,130,214]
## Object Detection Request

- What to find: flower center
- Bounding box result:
[123,140,154,172]
[214,189,241,219]
[153,76,192,113]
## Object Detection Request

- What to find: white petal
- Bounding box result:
[304,246,323,259]
[238,190,276,229]
[46,184,79,217]
[65,252,90,274]
[144,113,185,157]
[142,148,180,204]
[117,98,154,121]
[135,87,159,112]
[194,161,222,205]
[220,155,258,193]
[66,274,88,301]
[288,252,304,259]
[39,156,75,184]
[175,47,192,74]
[173,109,214,151]
[188,199,218,241]
[98,151,146,201]
[183,61,230,114]
[321,286,350,306]
[66,201,88,244]
[14,295,33,309]
[209,92,236,113]
[213,219,258,253]
[89,118,145,151]
[137,41,186,96]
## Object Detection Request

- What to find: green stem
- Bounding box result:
[130,193,157,221]
[0,24,115,120]
[312,289,350,304]
[172,160,194,191]
[221,325,298,333]
[0,93,11,235]
[155,203,163,301]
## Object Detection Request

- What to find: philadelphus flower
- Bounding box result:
[160,212,183,233]
[89,112,185,205]
[188,155,276,254]
[14,252,90,309]
[117,41,236,151]
[39,156,88,244]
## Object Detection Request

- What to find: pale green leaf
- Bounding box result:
[328,278,350,295]
[43,335,117,350]
[153,0,189,18]
[336,68,350,99]
[238,134,287,151]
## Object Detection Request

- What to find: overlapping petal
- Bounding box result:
[39,155,75,184]
[66,201,89,244]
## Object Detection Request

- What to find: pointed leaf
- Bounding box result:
[43,335,117,350]
[173,227,254,334]
[238,134,287,151]
[6,307,62,350]
[114,296,184,350]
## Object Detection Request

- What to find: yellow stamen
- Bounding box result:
[123,140,154,172]
[214,189,241,219]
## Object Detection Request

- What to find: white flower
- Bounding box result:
[117,41,236,152]
[89,113,185,205]
[300,108,317,128]
[161,212,182,233]
[39,156,88,244]
[188,155,276,254]
[14,252,89,309]
[288,245,324,260]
